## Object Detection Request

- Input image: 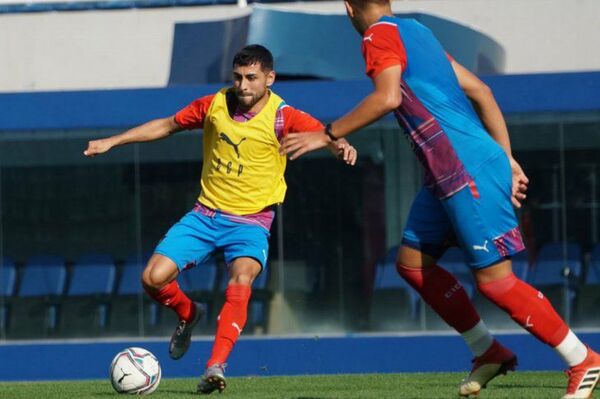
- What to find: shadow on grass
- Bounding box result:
[92,389,197,397]
[494,383,564,389]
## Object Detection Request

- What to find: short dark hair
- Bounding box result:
[346,0,390,11]
[232,44,274,71]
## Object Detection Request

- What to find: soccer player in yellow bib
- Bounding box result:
[84,44,357,394]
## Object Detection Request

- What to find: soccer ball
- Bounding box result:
[109,347,161,395]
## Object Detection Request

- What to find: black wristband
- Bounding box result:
[324,123,337,141]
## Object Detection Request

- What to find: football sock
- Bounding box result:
[145,280,195,323]
[478,273,570,348]
[397,264,482,333]
[207,284,251,368]
[555,329,588,366]
[461,320,495,356]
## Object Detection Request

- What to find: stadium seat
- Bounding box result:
[370,246,421,331]
[178,259,218,333]
[586,244,600,285]
[18,255,66,297]
[530,242,582,286]
[576,244,600,327]
[108,253,162,336]
[180,258,217,294]
[1,257,16,297]
[530,242,582,319]
[116,254,148,296]
[511,250,530,282]
[8,255,66,338]
[0,257,16,334]
[59,254,116,336]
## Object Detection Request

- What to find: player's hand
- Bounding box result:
[280,131,330,160]
[334,140,357,166]
[510,157,529,208]
[84,138,114,157]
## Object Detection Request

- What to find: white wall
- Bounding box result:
[280,0,600,75]
[0,0,598,92]
[0,6,250,92]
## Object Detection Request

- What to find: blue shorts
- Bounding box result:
[402,153,525,269]
[154,206,270,271]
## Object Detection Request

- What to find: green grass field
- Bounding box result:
[0,372,572,398]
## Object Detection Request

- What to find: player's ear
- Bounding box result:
[266,70,276,87]
[344,1,354,18]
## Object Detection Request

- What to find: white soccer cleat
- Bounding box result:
[197,363,227,394]
[459,340,517,397]
[562,347,600,399]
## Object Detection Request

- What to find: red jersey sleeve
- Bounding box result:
[361,22,407,79]
[281,105,323,135]
[174,94,216,130]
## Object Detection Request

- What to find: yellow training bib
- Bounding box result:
[198,88,287,215]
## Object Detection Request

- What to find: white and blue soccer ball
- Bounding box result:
[109,347,161,395]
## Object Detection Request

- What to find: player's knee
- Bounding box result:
[141,264,168,291]
[397,245,437,269]
[228,273,255,286]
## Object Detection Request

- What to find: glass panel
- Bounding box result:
[0,130,139,339]
[1,112,599,340]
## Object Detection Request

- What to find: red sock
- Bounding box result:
[207,284,251,367]
[478,273,568,346]
[145,280,195,322]
[397,264,481,332]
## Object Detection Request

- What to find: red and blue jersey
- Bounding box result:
[362,16,504,198]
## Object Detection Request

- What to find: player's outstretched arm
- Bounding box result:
[84,116,182,157]
[282,65,401,161]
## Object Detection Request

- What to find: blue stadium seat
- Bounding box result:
[254,266,269,290]
[117,254,150,295]
[60,254,117,335]
[587,244,600,285]
[511,250,530,282]
[374,246,406,290]
[531,242,582,286]
[250,301,265,329]
[1,257,16,332]
[180,258,217,293]
[109,253,163,335]
[1,256,16,297]
[529,242,582,321]
[68,254,116,296]
[19,255,66,297]
[576,244,600,326]
[8,255,66,338]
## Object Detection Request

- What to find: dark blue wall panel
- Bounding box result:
[0,72,599,132]
[0,332,599,381]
